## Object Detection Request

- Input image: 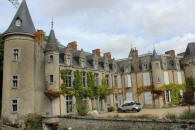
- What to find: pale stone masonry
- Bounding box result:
[1,0,194,123]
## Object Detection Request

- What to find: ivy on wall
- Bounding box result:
[137,84,186,105]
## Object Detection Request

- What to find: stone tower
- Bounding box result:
[45,28,60,115]
[2,0,50,122]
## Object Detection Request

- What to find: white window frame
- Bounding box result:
[13,48,20,61]
[11,75,20,89]
[125,74,132,88]
[49,75,54,84]
[164,90,171,103]
[177,72,182,84]
[144,92,153,105]
[164,71,169,85]
[11,98,19,113]
[66,70,72,87]
[81,58,85,68]
[48,55,54,63]
[66,95,73,114]
[66,55,71,66]
[143,72,150,86]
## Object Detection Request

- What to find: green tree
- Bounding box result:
[99,78,113,110]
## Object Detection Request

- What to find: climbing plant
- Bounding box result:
[137,84,186,105]
[87,71,99,99]
[99,78,113,100]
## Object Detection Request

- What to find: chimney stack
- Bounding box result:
[104,52,111,59]
[177,52,185,57]
[35,30,44,48]
[165,50,175,58]
[92,49,101,57]
[68,41,78,52]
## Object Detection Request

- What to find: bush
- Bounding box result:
[164,113,177,120]
[25,113,43,130]
[107,106,115,112]
[179,110,195,120]
[92,106,98,110]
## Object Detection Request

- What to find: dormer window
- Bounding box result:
[15,18,22,27]
[66,55,71,66]
[81,58,85,68]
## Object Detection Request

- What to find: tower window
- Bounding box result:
[13,49,19,61]
[12,99,18,112]
[12,75,18,88]
[50,75,54,84]
[49,55,54,62]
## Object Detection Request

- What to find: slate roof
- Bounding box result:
[45,29,59,52]
[184,42,195,58]
[5,0,35,34]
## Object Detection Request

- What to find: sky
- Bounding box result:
[1,0,195,59]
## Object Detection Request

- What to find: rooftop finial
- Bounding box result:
[51,17,54,29]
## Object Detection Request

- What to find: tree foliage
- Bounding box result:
[99,78,113,100]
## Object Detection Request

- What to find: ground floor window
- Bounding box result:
[144,92,152,105]
[66,95,73,113]
[164,90,171,103]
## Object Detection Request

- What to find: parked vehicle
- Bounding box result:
[117,102,143,112]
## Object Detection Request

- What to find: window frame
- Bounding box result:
[49,75,54,84]
[66,70,72,87]
[11,98,19,113]
[11,75,19,89]
[13,48,20,61]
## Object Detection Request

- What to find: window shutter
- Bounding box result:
[127,75,132,87]
[177,72,182,84]
[169,90,171,102]
[164,71,169,85]
[143,72,150,86]
[164,91,167,103]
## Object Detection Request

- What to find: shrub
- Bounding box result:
[107,106,115,112]
[92,106,98,110]
[25,113,43,130]
[164,113,177,120]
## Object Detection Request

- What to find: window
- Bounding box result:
[144,64,148,70]
[105,75,110,87]
[126,92,133,101]
[95,73,99,86]
[125,74,132,88]
[177,72,182,84]
[12,99,18,112]
[164,90,171,103]
[66,55,71,66]
[66,70,72,87]
[157,77,161,83]
[94,60,98,69]
[49,55,53,62]
[13,49,19,61]
[144,92,152,104]
[164,72,169,85]
[82,72,86,87]
[143,72,150,86]
[81,58,85,68]
[12,75,18,88]
[156,63,159,69]
[50,75,54,84]
[114,76,118,88]
[66,95,73,113]
[15,18,22,27]
[125,67,129,73]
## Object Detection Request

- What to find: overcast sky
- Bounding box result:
[1,0,195,59]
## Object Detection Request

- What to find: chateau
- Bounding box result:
[1,0,194,122]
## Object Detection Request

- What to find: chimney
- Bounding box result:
[130,48,139,71]
[68,41,77,52]
[92,49,101,57]
[177,52,185,57]
[35,30,44,48]
[165,50,175,58]
[104,52,111,59]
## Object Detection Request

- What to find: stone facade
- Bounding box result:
[1,0,193,123]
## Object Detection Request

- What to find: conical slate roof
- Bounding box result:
[152,49,160,60]
[45,29,59,52]
[5,0,35,33]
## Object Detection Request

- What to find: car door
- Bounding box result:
[127,102,134,110]
[122,103,130,111]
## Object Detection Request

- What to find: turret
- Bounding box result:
[45,27,60,116]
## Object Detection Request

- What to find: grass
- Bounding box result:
[164,110,195,120]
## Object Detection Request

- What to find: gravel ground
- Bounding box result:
[96,105,195,119]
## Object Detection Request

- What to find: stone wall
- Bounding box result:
[43,116,195,130]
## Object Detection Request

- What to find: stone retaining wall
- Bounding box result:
[43,116,195,130]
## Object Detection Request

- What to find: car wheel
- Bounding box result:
[118,109,123,113]
[132,109,137,113]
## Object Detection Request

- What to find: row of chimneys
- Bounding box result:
[34,30,184,59]
[68,41,112,59]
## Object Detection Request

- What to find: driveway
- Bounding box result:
[96,105,195,119]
